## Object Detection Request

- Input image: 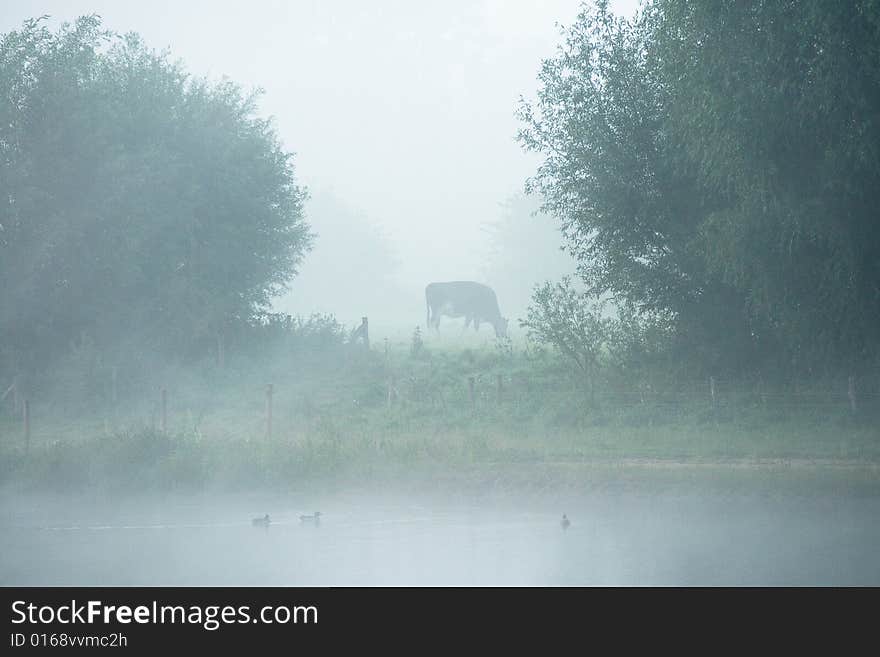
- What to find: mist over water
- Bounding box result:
[3,483,879,586]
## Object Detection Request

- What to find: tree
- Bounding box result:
[518,1,751,374]
[522,277,615,398]
[518,0,880,377]
[0,16,312,373]
[653,0,880,374]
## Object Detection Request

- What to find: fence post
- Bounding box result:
[848,375,857,413]
[266,383,273,439]
[361,317,370,350]
[23,398,30,452]
[160,388,167,433]
[468,376,476,412]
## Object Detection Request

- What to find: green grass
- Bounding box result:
[1,338,878,492]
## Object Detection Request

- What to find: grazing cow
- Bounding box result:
[425,281,508,338]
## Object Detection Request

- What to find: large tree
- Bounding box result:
[0,16,312,372]
[653,0,880,374]
[518,0,880,377]
[518,1,751,374]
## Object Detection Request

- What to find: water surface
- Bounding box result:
[2,483,878,586]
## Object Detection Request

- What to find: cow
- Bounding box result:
[425,281,508,338]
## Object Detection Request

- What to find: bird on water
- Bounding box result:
[561,514,570,530]
[300,511,322,523]
[252,514,270,527]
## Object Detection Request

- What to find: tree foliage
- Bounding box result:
[521,278,614,380]
[518,0,880,377]
[0,16,312,372]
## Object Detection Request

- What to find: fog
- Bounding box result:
[4,479,879,586]
[0,0,628,327]
[2,0,879,589]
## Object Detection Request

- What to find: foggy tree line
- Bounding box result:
[519,0,880,380]
[0,16,312,375]
[3,4,879,388]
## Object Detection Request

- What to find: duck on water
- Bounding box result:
[300,512,322,523]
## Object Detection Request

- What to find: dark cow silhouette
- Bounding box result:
[425,281,508,338]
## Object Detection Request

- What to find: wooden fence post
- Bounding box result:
[468,376,476,411]
[848,375,857,413]
[23,398,30,452]
[266,383,273,439]
[361,317,370,350]
[160,388,167,433]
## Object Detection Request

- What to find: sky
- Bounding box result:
[2,0,641,323]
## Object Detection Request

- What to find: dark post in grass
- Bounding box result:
[468,376,476,412]
[848,375,857,413]
[160,388,168,433]
[23,398,30,452]
[266,383,274,439]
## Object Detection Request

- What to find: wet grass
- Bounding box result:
[1,339,878,493]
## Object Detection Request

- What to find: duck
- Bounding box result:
[561,514,570,530]
[252,514,270,527]
[299,511,322,523]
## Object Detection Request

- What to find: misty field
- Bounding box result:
[2,331,877,494]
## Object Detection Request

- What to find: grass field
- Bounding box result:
[1,333,878,493]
